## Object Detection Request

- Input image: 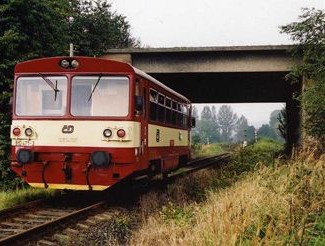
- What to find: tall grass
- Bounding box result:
[180,153,324,245]
[192,143,225,158]
[130,142,324,245]
[0,188,55,210]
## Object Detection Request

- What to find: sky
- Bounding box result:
[110,0,324,47]
[109,0,324,128]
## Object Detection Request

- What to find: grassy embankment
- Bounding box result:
[130,139,325,245]
[0,188,55,210]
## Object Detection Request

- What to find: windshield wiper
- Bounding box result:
[39,73,59,101]
[88,74,103,102]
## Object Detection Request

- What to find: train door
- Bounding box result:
[136,78,149,170]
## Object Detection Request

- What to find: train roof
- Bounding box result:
[15,56,190,103]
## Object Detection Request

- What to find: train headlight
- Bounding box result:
[71,60,79,68]
[103,128,112,138]
[12,127,21,137]
[60,59,69,68]
[25,128,33,137]
[16,149,34,165]
[59,59,79,69]
[117,129,126,138]
[90,151,111,167]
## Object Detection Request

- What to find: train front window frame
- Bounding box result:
[71,75,130,117]
[15,76,68,116]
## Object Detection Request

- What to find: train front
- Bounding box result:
[10,57,140,190]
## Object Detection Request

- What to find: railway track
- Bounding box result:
[167,152,231,180]
[0,193,108,245]
[0,153,230,245]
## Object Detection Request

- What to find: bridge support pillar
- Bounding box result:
[286,79,303,153]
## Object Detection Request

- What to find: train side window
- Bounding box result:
[165,97,172,124]
[166,98,171,108]
[172,101,177,110]
[135,78,144,114]
[182,104,188,128]
[171,100,177,125]
[187,104,191,127]
[150,89,158,102]
[158,94,164,105]
[177,103,183,127]
[149,89,158,121]
[177,103,181,112]
[143,87,147,118]
[157,94,165,122]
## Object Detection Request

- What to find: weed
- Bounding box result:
[130,142,324,245]
[109,215,133,244]
[307,212,325,245]
[0,188,55,210]
[192,143,225,158]
[167,170,217,203]
[160,202,195,226]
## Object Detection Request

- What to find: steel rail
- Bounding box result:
[0,200,107,245]
[170,153,231,179]
[0,199,45,220]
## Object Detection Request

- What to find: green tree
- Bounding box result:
[191,105,199,119]
[280,8,325,144]
[234,115,256,143]
[246,125,256,142]
[199,106,220,144]
[210,106,220,143]
[269,110,281,130]
[211,105,217,122]
[216,105,238,142]
[70,0,140,56]
[0,0,139,189]
[257,124,277,140]
[234,115,248,142]
[278,108,287,142]
[269,109,284,141]
[191,105,200,138]
[200,106,212,144]
[0,0,70,189]
[201,106,212,121]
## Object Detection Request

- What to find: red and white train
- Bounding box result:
[10,57,194,190]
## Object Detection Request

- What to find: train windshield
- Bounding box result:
[71,76,129,117]
[15,76,67,116]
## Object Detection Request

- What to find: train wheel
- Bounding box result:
[162,172,169,180]
[148,160,161,178]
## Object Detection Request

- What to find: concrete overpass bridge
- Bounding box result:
[103,45,302,150]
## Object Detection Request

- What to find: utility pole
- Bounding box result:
[242,129,247,148]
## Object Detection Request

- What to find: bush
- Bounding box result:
[302,80,325,142]
[232,138,283,174]
[281,8,325,144]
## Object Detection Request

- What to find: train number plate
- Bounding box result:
[14,140,35,146]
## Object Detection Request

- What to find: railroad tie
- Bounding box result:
[37,239,57,246]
